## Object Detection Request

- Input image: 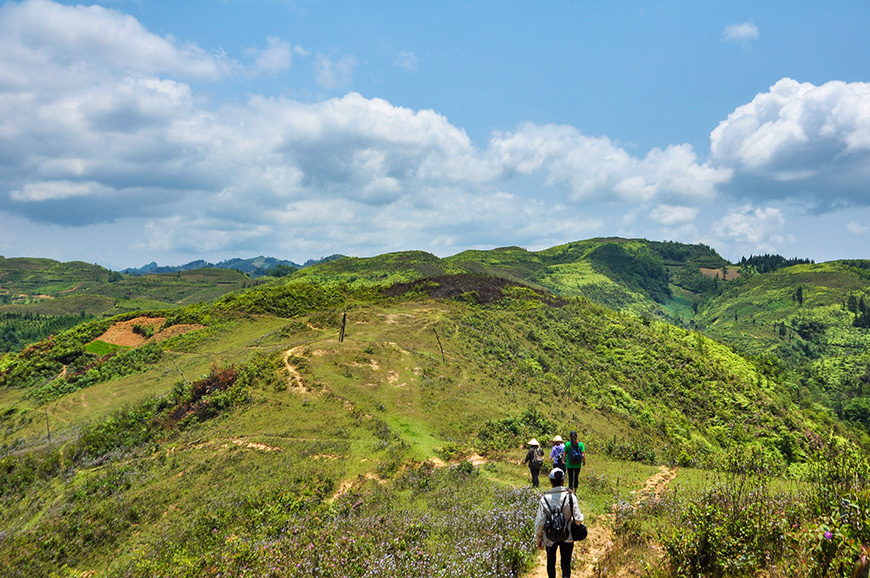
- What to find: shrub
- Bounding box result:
[663,473,796,577]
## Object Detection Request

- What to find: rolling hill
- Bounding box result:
[1,239,870,577]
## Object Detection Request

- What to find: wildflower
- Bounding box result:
[824,531,833,540]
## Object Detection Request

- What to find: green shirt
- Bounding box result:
[565,440,585,469]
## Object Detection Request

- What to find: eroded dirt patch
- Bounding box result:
[92,316,204,347]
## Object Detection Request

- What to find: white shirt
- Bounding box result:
[534,486,584,547]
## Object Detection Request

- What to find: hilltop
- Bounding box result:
[2,238,870,577]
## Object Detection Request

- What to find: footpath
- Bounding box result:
[525,465,677,578]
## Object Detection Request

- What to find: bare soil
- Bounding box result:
[91,316,204,347]
[699,267,741,281]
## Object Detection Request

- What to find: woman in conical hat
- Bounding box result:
[523,439,543,487]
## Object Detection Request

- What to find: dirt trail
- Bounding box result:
[526,465,677,578]
[283,346,307,391]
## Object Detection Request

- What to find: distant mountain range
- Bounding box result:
[121,254,345,278]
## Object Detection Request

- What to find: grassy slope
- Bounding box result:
[693,261,870,432]
[696,262,870,358]
[0,273,850,575]
[284,238,729,322]
[0,257,258,317]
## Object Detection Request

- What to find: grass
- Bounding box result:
[2,257,870,576]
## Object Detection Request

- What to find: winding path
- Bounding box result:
[526,465,677,578]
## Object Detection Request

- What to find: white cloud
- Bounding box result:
[250,37,293,74]
[711,205,785,244]
[395,51,418,72]
[724,22,759,43]
[315,54,357,89]
[649,205,698,226]
[489,123,731,203]
[0,0,750,261]
[710,78,870,206]
[11,180,112,201]
[847,221,869,234]
[0,0,233,85]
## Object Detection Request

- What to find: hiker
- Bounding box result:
[551,435,566,472]
[523,438,544,487]
[535,468,584,578]
[564,430,586,492]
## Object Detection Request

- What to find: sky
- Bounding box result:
[1,1,870,269]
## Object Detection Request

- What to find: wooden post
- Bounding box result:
[339,312,347,342]
[433,328,445,362]
[45,410,51,442]
[173,359,189,384]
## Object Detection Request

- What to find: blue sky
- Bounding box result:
[1,0,870,269]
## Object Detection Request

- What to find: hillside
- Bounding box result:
[3,242,870,576]
[287,237,729,321]
[0,258,264,352]
[694,260,870,433]
[1,270,866,577]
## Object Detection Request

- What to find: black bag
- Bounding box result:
[544,494,570,543]
[568,442,583,465]
[569,493,587,541]
[555,447,566,469]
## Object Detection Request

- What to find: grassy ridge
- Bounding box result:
[0,273,854,576]
[3,242,870,576]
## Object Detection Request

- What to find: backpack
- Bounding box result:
[568,442,583,465]
[531,447,543,468]
[554,445,566,468]
[543,494,570,543]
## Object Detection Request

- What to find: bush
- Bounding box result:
[663,473,796,577]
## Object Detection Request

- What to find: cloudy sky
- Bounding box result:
[1,0,870,269]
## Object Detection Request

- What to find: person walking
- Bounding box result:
[535,468,584,578]
[550,435,566,472]
[523,439,544,487]
[564,430,586,493]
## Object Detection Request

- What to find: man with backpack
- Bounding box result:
[523,438,544,487]
[565,430,586,493]
[534,468,584,578]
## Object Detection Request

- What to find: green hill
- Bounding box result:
[0,258,263,352]
[0,268,864,577]
[284,237,729,322]
[2,241,870,577]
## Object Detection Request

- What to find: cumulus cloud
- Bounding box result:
[724,22,759,43]
[649,205,699,226]
[710,78,870,207]
[711,205,785,245]
[0,0,750,259]
[489,123,731,203]
[0,0,233,86]
[315,54,357,89]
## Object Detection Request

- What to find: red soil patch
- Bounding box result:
[91,316,204,347]
[699,267,740,281]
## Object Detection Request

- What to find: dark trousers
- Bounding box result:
[529,466,540,487]
[546,541,574,578]
[567,467,580,491]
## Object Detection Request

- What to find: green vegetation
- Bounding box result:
[0,311,94,353]
[0,257,260,319]
[2,239,870,576]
